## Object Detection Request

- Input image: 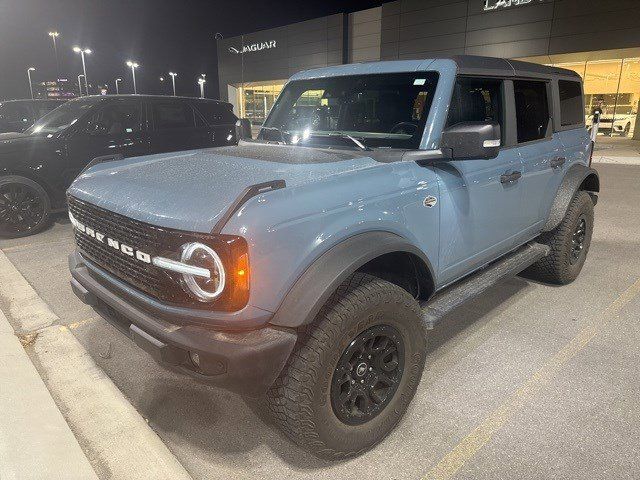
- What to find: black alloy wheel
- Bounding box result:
[570,216,587,265]
[0,180,49,237]
[331,324,405,426]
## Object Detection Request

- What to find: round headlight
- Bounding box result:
[180,242,225,302]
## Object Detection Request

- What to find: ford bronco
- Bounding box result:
[67,56,599,458]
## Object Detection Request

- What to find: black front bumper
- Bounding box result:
[69,251,297,397]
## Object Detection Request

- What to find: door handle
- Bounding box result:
[500,171,522,184]
[550,156,566,168]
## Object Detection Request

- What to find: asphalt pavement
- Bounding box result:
[1,162,639,480]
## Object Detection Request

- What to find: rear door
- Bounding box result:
[148,99,211,153]
[513,80,565,237]
[192,100,237,146]
[436,77,524,284]
[64,98,148,186]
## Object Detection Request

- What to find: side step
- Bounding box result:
[420,242,550,329]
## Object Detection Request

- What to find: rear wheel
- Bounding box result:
[0,176,51,238]
[267,273,426,459]
[524,190,594,285]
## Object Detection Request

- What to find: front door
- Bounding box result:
[64,98,148,187]
[436,77,524,285]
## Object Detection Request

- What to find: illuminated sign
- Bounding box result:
[228,40,277,55]
[484,0,548,11]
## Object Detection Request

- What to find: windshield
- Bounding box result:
[261,72,438,149]
[25,100,94,135]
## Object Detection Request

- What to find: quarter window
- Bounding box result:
[514,80,550,143]
[558,80,584,127]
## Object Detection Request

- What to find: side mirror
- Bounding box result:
[441,121,501,160]
[235,118,252,140]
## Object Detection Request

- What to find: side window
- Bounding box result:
[153,102,196,130]
[193,102,237,126]
[558,80,584,127]
[447,78,503,130]
[85,101,143,136]
[513,80,550,143]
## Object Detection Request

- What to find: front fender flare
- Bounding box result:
[269,231,435,329]
[543,164,599,232]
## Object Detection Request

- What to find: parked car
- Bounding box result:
[587,112,636,136]
[0,95,237,237]
[67,56,599,458]
[0,99,67,133]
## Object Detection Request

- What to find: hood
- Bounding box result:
[0,132,28,140]
[68,143,381,233]
[0,132,45,155]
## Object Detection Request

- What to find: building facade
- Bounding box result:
[217,0,640,137]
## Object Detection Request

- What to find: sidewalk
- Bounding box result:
[0,309,98,479]
[592,136,640,165]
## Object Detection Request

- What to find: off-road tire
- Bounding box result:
[0,175,51,238]
[524,190,594,284]
[266,273,426,459]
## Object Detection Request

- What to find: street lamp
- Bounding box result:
[115,78,122,95]
[198,77,206,98]
[169,72,177,96]
[48,31,60,79]
[27,67,36,99]
[73,46,91,95]
[126,60,139,94]
[77,74,85,96]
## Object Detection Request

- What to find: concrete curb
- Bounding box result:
[0,251,193,480]
[0,309,99,480]
[592,155,640,165]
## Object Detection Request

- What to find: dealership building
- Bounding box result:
[217,0,640,138]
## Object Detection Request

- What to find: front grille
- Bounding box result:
[68,195,210,306]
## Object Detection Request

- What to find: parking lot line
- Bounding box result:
[421,277,640,480]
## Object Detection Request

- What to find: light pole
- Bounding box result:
[27,67,36,99]
[77,74,85,96]
[115,78,122,94]
[169,72,177,96]
[198,77,206,98]
[48,31,60,79]
[73,46,91,95]
[126,61,139,94]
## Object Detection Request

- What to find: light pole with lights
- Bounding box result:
[27,67,36,99]
[198,77,206,98]
[126,61,139,94]
[73,46,91,94]
[169,72,177,96]
[48,31,60,79]
[115,78,122,94]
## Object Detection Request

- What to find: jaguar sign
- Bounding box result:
[484,0,549,11]
[228,40,277,55]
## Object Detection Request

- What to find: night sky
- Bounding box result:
[0,0,382,101]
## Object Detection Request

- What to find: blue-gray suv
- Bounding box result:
[67,56,599,458]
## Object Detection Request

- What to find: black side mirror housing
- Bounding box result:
[440,121,501,160]
[235,118,252,140]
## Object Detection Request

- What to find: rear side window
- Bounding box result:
[447,78,503,127]
[194,102,236,126]
[153,101,196,130]
[558,80,584,127]
[514,80,550,143]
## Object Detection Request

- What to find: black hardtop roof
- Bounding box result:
[69,94,231,106]
[444,55,582,80]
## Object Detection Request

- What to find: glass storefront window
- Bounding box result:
[237,83,284,127]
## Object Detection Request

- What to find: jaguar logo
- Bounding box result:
[69,212,153,264]
[483,0,547,11]
[228,40,277,55]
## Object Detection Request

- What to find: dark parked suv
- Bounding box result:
[0,95,237,237]
[0,99,67,133]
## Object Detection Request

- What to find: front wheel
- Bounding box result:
[0,175,51,238]
[267,273,426,459]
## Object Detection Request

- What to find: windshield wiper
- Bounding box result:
[309,132,370,151]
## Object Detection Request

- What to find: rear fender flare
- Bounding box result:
[269,231,435,329]
[543,164,599,232]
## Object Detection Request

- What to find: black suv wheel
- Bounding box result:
[524,190,594,284]
[267,273,426,459]
[0,175,51,238]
